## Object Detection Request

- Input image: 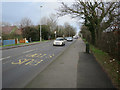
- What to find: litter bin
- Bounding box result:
[86,43,89,53]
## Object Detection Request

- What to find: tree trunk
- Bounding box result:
[91,30,96,45]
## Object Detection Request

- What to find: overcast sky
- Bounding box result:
[1,1,84,34]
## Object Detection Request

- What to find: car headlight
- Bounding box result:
[53,41,56,44]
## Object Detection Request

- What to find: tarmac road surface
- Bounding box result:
[2,40,76,88]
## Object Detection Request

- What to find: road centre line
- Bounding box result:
[23,49,36,54]
[0,56,11,61]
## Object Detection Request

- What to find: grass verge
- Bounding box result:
[90,44,120,89]
[0,40,49,47]
[82,38,120,89]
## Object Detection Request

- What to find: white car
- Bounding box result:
[53,37,65,46]
[67,37,73,41]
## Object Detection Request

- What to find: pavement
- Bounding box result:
[25,38,115,88]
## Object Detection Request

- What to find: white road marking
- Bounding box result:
[23,49,36,54]
[0,56,11,61]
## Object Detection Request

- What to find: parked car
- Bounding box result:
[67,37,73,41]
[53,37,65,46]
[64,37,68,40]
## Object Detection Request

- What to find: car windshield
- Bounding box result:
[56,38,64,41]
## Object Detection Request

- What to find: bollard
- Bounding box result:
[86,43,89,53]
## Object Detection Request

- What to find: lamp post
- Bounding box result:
[69,28,70,37]
[40,5,43,42]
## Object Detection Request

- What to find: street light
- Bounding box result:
[40,5,43,42]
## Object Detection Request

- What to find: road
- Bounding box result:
[2,40,76,88]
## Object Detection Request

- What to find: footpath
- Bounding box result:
[25,38,115,88]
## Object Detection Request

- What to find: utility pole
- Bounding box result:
[40,6,43,42]
[69,28,70,37]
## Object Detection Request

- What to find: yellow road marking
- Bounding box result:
[11,59,30,65]
[26,53,44,58]
[25,59,34,65]
[11,53,55,66]
[40,54,47,58]
[31,53,38,57]
[34,60,43,66]
[36,54,42,58]
[49,56,52,58]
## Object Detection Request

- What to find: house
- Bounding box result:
[2,26,22,35]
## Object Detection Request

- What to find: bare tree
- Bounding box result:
[40,16,48,25]
[39,14,58,32]
[47,14,58,31]
[64,22,76,37]
[20,17,33,28]
[57,1,119,45]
